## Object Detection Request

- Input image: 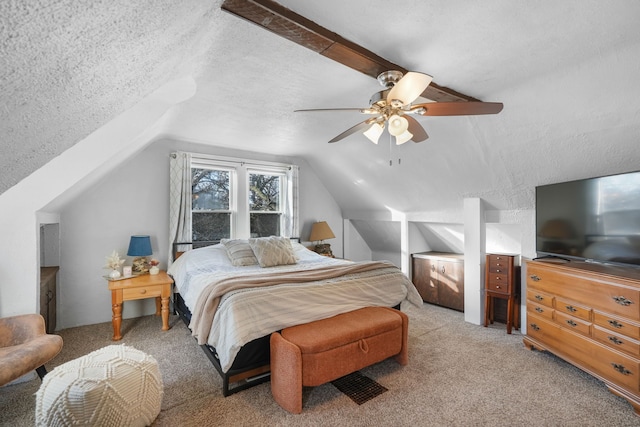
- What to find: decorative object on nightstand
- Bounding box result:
[104,250,125,279]
[127,235,152,274]
[309,221,335,257]
[484,253,520,334]
[107,270,173,340]
[149,259,160,275]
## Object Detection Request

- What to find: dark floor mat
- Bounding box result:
[331,371,388,405]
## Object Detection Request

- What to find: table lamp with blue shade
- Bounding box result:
[127,235,152,274]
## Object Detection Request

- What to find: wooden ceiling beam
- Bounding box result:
[221,0,479,102]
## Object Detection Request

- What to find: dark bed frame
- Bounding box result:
[171,238,299,396]
[173,291,272,396]
[170,238,400,396]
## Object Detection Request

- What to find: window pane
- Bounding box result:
[250,213,280,237]
[193,212,230,241]
[192,168,229,210]
[249,173,280,211]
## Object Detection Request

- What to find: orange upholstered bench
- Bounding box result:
[270,306,408,413]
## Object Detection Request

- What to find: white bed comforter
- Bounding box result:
[168,242,422,372]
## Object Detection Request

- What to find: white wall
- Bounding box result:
[56,138,343,328]
[0,77,196,319]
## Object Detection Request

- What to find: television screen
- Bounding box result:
[536,171,640,267]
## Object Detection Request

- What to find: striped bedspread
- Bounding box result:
[168,243,422,372]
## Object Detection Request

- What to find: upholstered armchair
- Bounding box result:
[0,314,63,386]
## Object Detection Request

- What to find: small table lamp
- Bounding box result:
[127,235,152,274]
[309,221,335,257]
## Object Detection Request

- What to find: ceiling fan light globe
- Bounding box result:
[388,114,409,136]
[363,122,384,144]
[395,130,413,145]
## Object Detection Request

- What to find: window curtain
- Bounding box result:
[168,151,192,265]
[284,165,299,238]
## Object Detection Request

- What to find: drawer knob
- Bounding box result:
[566,319,578,327]
[535,295,544,301]
[613,296,634,306]
[608,320,623,329]
[530,275,541,282]
[495,285,501,289]
[529,323,540,331]
[608,336,624,345]
[496,269,501,273]
[535,307,544,313]
[611,363,632,376]
[139,289,147,294]
[565,305,577,313]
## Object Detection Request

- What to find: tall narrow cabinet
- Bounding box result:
[411,252,464,312]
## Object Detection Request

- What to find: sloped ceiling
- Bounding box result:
[2,1,640,215]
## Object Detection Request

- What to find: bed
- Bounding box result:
[167,236,422,395]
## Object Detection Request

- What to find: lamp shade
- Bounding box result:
[309,221,335,242]
[127,235,152,257]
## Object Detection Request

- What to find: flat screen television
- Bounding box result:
[535,170,640,268]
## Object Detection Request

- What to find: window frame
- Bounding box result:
[190,155,292,241]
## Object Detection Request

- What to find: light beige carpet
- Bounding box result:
[1,303,639,426]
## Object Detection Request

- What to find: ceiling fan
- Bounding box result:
[295,70,504,145]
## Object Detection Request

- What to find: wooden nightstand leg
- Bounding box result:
[155,297,161,316]
[161,295,170,331]
[111,291,122,341]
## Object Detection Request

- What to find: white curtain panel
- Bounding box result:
[284,165,299,238]
[168,151,192,265]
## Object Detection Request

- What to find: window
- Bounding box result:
[249,170,283,237]
[189,156,295,242]
[191,167,233,242]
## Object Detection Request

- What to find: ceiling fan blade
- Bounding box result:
[328,119,374,143]
[295,108,377,114]
[387,72,433,106]
[405,116,429,142]
[412,102,504,116]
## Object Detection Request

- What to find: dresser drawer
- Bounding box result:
[487,273,510,293]
[487,255,512,274]
[555,297,591,322]
[593,311,640,340]
[527,313,562,345]
[123,286,163,300]
[527,289,554,308]
[528,301,554,320]
[557,325,640,392]
[554,311,591,336]
[593,326,640,357]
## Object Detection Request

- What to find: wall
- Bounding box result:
[56,138,342,329]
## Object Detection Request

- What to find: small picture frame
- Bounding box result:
[122,266,132,277]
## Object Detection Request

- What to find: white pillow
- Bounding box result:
[248,236,298,267]
[221,239,258,266]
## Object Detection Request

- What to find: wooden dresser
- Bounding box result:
[412,252,464,312]
[524,259,640,415]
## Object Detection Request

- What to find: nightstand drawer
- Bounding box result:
[123,286,162,300]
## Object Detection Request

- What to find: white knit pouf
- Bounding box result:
[35,345,163,427]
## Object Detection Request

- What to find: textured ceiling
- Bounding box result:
[2,0,640,214]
